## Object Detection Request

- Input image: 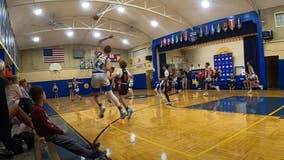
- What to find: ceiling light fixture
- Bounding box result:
[93,31,101,38]
[122,39,129,45]
[201,0,210,8]
[66,30,74,38]
[32,36,40,43]
[81,1,91,9]
[117,6,125,13]
[33,8,43,16]
[150,20,159,28]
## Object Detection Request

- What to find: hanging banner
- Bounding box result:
[204,25,209,36]
[216,23,221,33]
[229,18,235,30]
[210,24,215,35]
[199,26,203,38]
[183,31,188,41]
[189,32,197,42]
[222,20,228,32]
[237,17,242,29]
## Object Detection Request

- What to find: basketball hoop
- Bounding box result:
[49,63,62,80]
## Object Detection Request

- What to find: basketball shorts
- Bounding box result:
[91,73,112,93]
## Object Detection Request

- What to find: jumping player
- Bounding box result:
[72,78,82,101]
[159,64,172,106]
[91,46,127,119]
[111,60,134,120]
[203,62,220,96]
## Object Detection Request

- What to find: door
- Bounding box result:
[265,56,279,89]
[146,70,153,89]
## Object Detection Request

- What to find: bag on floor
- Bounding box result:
[12,132,34,153]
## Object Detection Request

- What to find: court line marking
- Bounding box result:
[194,105,284,158]
[106,105,284,159]
[109,125,196,158]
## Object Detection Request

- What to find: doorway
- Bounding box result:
[146,70,153,89]
[265,56,279,89]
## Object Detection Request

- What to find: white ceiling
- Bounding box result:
[6,0,284,50]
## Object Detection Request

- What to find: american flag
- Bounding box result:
[43,48,64,63]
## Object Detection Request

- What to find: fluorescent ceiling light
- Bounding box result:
[66,30,74,38]
[150,20,159,28]
[122,39,129,45]
[201,0,210,8]
[33,8,43,16]
[32,36,40,43]
[117,6,125,13]
[81,1,91,9]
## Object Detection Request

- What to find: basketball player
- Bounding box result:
[246,62,263,93]
[203,62,220,96]
[72,78,82,101]
[91,46,127,119]
[67,82,73,100]
[154,79,164,96]
[52,83,59,99]
[128,78,134,98]
[111,60,133,120]
[159,64,172,105]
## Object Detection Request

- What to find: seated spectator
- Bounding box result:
[0,60,32,155]
[19,79,30,98]
[29,86,106,159]
[228,74,236,90]
[5,65,12,78]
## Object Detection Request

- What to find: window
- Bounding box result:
[275,11,284,27]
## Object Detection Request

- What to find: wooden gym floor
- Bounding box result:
[48,90,284,160]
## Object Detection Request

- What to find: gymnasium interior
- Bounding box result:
[1,0,284,160]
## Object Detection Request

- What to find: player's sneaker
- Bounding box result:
[99,106,105,118]
[203,92,208,96]
[216,86,220,91]
[166,102,172,106]
[127,108,134,120]
[119,110,127,119]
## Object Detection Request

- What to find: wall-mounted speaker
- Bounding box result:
[262,30,273,40]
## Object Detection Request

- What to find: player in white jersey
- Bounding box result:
[91,46,126,119]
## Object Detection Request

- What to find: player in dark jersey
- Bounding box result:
[111,60,133,120]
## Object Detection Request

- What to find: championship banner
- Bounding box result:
[160,39,163,48]
[204,25,209,36]
[237,17,242,29]
[175,34,179,44]
[199,27,203,38]
[210,24,215,35]
[189,32,197,42]
[222,20,228,32]
[216,23,221,33]
[167,38,170,46]
[228,18,235,31]
[163,38,167,47]
[171,35,174,44]
[183,31,188,41]
[179,32,182,42]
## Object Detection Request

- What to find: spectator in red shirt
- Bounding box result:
[5,65,12,78]
[29,86,106,159]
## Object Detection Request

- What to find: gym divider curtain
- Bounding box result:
[244,35,260,77]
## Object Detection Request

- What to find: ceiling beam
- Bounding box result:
[8,0,190,27]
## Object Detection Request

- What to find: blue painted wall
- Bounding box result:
[30,78,92,98]
[0,49,5,61]
[279,60,284,89]
[133,73,147,89]
[30,74,147,98]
